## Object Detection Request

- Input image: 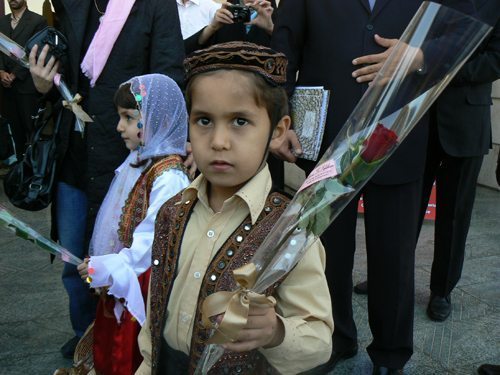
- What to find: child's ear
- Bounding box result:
[269,115,291,150]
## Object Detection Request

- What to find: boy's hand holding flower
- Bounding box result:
[222,304,284,352]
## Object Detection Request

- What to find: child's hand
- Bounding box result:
[221,304,284,352]
[77,258,90,281]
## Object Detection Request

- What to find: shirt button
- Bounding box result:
[207,230,215,238]
[90,177,95,182]
[153,259,159,266]
[90,146,95,151]
[181,313,190,323]
[366,24,374,31]
[194,271,201,279]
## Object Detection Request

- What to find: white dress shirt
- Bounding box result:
[176,0,221,39]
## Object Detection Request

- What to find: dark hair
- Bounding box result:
[113,83,136,109]
[185,69,289,131]
[114,83,146,168]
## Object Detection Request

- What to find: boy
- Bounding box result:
[136,42,333,374]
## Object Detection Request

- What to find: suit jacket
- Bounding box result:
[434,0,500,157]
[50,0,185,209]
[0,9,47,94]
[272,0,475,184]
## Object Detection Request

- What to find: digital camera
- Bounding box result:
[228,4,251,23]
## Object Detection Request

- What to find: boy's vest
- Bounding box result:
[149,191,290,374]
[118,155,186,247]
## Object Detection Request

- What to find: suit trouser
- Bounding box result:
[418,124,483,297]
[317,178,421,368]
[1,88,39,158]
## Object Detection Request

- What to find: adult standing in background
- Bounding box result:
[272,0,475,373]
[29,0,184,359]
[419,0,500,322]
[0,0,46,159]
[184,0,276,54]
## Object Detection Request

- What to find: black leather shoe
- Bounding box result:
[60,336,80,359]
[372,365,403,374]
[478,364,500,375]
[300,344,358,374]
[353,280,368,295]
[426,293,451,321]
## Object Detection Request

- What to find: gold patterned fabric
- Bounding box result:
[118,155,186,247]
[148,191,288,374]
[137,168,333,375]
[184,42,287,86]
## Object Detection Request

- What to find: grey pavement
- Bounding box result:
[0,183,498,375]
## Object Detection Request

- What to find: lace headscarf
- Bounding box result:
[90,74,188,256]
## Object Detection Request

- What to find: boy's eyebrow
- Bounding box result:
[189,108,211,116]
[190,108,254,118]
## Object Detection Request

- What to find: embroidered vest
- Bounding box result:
[149,191,290,375]
[118,155,187,247]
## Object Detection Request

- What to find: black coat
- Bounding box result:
[434,0,500,157]
[51,0,185,220]
[0,9,47,94]
[272,0,475,184]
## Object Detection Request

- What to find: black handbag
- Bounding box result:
[3,104,62,211]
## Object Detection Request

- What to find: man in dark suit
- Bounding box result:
[0,0,46,158]
[420,0,500,322]
[272,0,474,373]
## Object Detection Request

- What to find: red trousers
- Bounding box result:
[93,269,151,375]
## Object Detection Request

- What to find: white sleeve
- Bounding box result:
[89,169,190,325]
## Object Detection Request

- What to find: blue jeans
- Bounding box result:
[57,182,97,337]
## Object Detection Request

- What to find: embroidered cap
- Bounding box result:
[184,41,287,86]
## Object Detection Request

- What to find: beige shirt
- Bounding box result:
[136,166,333,374]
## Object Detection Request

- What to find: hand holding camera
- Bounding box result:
[244,0,274,35]
[200,0,274,45]
[227,3,252,23]
[211,0,273,26]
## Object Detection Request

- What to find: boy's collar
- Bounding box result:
[181,166,272,224]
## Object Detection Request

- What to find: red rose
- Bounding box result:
[360,123,398,163]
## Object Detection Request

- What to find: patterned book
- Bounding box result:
[290,86,330,161]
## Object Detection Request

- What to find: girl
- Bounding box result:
[77,73,190,374]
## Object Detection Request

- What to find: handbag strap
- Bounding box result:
[27,104,63,199]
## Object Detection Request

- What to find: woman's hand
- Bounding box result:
[29,44,59,94]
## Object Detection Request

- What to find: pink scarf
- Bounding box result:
[81,0,135,87]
